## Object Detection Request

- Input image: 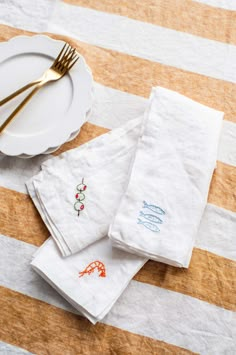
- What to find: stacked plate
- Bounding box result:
[0,35,93,158]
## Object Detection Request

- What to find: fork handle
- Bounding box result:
[0,79,42,107]
[0,82,44,134]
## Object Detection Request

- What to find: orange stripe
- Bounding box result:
[0,24,236,124]
[63,0,236,45]
[134,248,236,311]
[0,286,196,355]
[208,161,236,212]
[53,122,109,156]
[0,187,49,246]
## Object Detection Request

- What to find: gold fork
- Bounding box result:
[0,43,79,134]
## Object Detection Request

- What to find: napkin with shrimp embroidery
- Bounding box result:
[109,87,223,268]
[26,118,142,257]
[31,236,146,324]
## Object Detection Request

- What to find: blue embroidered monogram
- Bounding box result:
[143,201,165,215]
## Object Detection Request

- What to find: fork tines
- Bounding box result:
[53,43,79,72]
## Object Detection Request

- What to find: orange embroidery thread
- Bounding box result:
[79,260,106,278]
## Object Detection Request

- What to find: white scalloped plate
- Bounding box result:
[0,128,80,158]
[0,35,93,156]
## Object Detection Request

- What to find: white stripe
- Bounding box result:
[0,234,235,355]
[0,342,34,355]
[0,235,77,315]
[0,0,56,32]
[218,120,236,166]
[88,83,147,129]
[107,280,236,355]
[48,3,236,83]
[196,204,236,260]
[195,0,236,10]
[0,154,50,193]
[0,84,235,194]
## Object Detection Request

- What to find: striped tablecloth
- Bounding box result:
[0,1,235,354]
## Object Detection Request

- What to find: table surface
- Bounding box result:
[0,1,235,354]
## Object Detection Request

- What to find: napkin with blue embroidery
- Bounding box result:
[26,118,141,257]
[109,87,223,268]
[31,236,146,324]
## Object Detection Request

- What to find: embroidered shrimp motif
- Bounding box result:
[137,201,165,233]
[79,260,106,278]
[74,178,87,216]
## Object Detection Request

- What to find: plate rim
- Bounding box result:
[0,34,93,156]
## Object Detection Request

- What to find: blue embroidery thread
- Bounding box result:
[143,201,165,215]
[137,218,160,233]
[138,201,165,233]
[139,211,162,224]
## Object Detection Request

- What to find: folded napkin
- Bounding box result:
[26,118,142,257]
[31,236,146,324]
[109,87,223,267]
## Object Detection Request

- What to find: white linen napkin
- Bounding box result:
[109,87,223,268]
[31,236,146,324]
[26,118,142,257]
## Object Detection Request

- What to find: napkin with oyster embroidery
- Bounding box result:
[109,87,223,267]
